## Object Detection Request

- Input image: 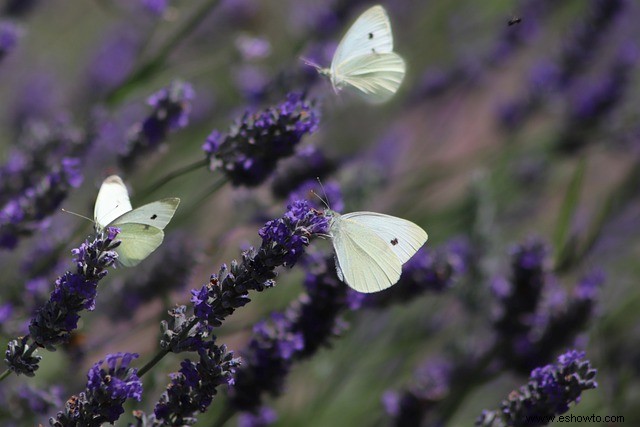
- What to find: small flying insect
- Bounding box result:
[508,17,522,26]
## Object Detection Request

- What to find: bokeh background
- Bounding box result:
[0,0,639,425]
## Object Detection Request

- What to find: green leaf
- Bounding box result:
[553,157,586,270]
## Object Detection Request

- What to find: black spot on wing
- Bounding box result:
[368,32,374,39]
[144,225,150,230]
[391,238,399,246]
[150,214,157,220]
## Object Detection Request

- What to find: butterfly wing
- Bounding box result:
[110,198,181,230]
[331,216,403,293]
[341,212,428,264]
[114,223,165,267]
[334,52,406,103]
[94,175,133,230]
[332,5,394,70]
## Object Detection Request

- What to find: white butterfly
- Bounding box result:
[94,175,180,267]
[307,5,406,103]
[327,210,428,293]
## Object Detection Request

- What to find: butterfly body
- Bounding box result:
[94,175,180,267]
[327,210,428,293]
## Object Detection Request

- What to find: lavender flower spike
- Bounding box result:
[475,350,597,426]
[148,202,328,425]
[120,80,195,170]
[50,352,143,426]
[187,200,329,331]
[153,343,240,425]
[0,157,83,249]
[203,92,319,187]
[0,21,23,61]
[25,228,120,350]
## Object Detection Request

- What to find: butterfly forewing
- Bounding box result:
[331,215,402,293]
[342,212,428,264]
[332,5,394,69]
[111,198,180,230]
[94,175,133,230]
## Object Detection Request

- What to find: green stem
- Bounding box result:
[0,369,11,382]
[137,317,199,378]
[138,158,208,199]
[211,405,235,427]
[104,0,222,106]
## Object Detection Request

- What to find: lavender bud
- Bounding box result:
[4,336,42,377]
[50,353,143,425]
[26,229,120,350]
[362,238,471,308]
[153,344,240,425]
[202,93,319,187]
[0,157,83,249]
[141,0,168,16]
[0,21,23,61]
[238,407,278,427]
[230,254,351,412]
[476,350,597,426]
[120,80,195,170]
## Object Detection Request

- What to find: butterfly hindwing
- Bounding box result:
[336,52,406,103]
[114,223,165,267]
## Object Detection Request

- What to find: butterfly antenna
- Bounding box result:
[315,177,331,210]
[300,56,322,71]
[61,208,94,224]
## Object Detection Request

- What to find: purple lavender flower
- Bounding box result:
[103,234,196,322]
[238,406,278,427]
[0,157,83,249]
[0,21,22,61]
[153,343,239,425]
[230,253,351,413]
[493,238,547,337]
[558,43,638,152]
[202,93,319,187]
[186,200,329,333]
[475,350,597,426]
[11,228,121,356]
[16,384,64,415]
[50,353,142,425]
[87,27,141,94]
[287,179,344,212]
[120,80,195,170]
[498,0,627,130]
[0,116,83,205]
[141,0,168,16]
[361,238,471,308]
[230,315,304,411]
[0,303,13,324]
[492,239,604,374]
[4,336,41,377]
[10,73,62,133]
[384,359,455,426]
